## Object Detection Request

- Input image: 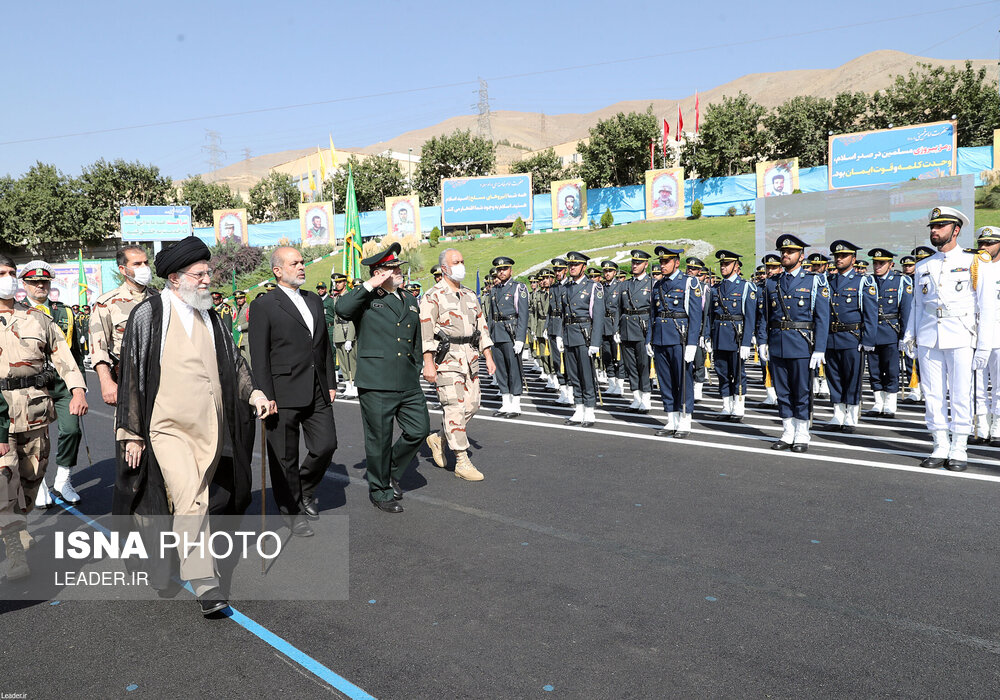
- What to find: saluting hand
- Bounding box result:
[369,268,393,288]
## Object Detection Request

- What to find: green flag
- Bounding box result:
[231,269,239,344]
[344,165,363,280]
[77,249,88,306]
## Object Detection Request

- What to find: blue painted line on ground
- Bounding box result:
[53,496,376,699]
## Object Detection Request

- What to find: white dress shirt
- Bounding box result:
[279,283,314,335]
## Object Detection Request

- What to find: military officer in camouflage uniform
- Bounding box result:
[555,251,605,427]
[486,256,529,418]
[90,245,156,406]
[19,261,89,507]
[325,273,358,398]
[599,260,625,396]
[0,254,88,579]
[421,248,496,481]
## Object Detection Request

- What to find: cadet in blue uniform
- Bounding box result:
[486,256,529,417]
[599,260,625,396]
[616,250,654,413]
[760,234,831,452]
[686,257,710,401]
[807,252,830,276]
[759,253,783,405]
[649,247,703,438]
[555,251,604,427]
[865,248,911,418]
[823,240,878,432]
[545,258,572,404]
[707,250,757,422]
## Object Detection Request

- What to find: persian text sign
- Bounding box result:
[441,174,532,226]
[828,120,956,189]
[119,206,192,241]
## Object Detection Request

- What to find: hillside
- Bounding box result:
[198,50,997,186]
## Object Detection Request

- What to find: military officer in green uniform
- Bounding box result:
[232,289,251,366]
[18,261,88,507]
[335,243,430,514]
[324,273,358,397]
[211,291,234,327]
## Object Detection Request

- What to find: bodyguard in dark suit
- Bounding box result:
[760,235,831,452]
[823,240,878,433]
[335,243,430,514]
[865,248,911,418]
[707,250,757,422]
[648,247,703,438]
[486,256,529,417]
[250,247,338,536]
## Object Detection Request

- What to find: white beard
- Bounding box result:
[176,278,213,310]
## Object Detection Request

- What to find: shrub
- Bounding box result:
[741,202,752,215]
[726,206,737,217]
[511,216,526,237]
[690,200,704,219]
[429,226,441,246]
[600,208,614,229]
[210,240,264,288]
[467,228,483,239]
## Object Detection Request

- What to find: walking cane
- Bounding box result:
[260,419,267,576]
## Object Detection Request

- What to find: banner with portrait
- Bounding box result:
[385,195,420,236]
[756,158,799,198]
[644,168,684,220]
[299,202,334,247]
[213,208,248,245]
[550,179,587,229]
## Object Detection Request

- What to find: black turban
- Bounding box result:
[154,236,211,278]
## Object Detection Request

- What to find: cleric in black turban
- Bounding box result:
[154,235,212,278]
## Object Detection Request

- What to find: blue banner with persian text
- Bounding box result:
[828,121,956,189]
[440,174,533,226]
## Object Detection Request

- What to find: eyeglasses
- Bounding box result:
[182,269,213,280]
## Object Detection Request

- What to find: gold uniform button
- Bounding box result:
[397,352,401,356]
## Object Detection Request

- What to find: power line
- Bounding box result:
[0,1,994,149]
[201,130,225,171]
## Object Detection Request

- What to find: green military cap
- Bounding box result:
[616,271,627,279]
[492,256,515,268]
[264,281,277,290]
[362,241,405,268]
[316,282,327,291]
[235,289,247,297]
[430,265,442,277]
[331,272,348,281]
[540,268,554,278]
[586,266,601,277]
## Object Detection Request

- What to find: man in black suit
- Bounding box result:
[250,246,338,536]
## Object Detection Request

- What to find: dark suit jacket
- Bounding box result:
[249,287,336,407]
[334,284,422,391]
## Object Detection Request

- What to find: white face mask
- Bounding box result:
[447,263,466,282]
[130,266,152,286]
[0,276,17,300]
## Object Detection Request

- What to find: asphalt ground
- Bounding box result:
[2,360,1000,699]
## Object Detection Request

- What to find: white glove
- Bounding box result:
[513,341,524,354]
[556,336,564,353]
[758,344,769,362]
[588,346,600,357]
[613,333,621,344]
[862,345,874,353]
[809,352,825,369]
[974,348,990,370]
[541,330,548,340]
[645,343,654,358]
[684,345,697,363]
[704,339,713,354]
[344,340,352,352]
[901,337,916,359]
[739,346,751,360]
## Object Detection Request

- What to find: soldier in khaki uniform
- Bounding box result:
[325,273,358,397]
[0,254,88,579]
[89,246,156,406]
[420,248,496,481]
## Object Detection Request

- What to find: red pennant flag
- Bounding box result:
[695,92,700,134]
[676,105,683,142]
[662,119,669,156]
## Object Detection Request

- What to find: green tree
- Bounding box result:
[77,158,174,240]
[764,92,872,166]
[322,153,407,213]
[600,208,614,228]
[248,171,299,223]
[511,216,526,237]
[413,130,496,205]
[868,61,1000,147]
[680,93,768,177]
[176,175,245,226]
[509,149,575,194]
[578,107,659,188]
[0,162,90,248]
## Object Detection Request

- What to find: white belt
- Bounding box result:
[931,306,973,319]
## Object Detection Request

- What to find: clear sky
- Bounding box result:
[2,0,998,180]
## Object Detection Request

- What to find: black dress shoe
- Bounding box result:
[728,415,743,423]
[302,497,320,520]
[840,425,855,434]
[291,519,315,537]
[919,456,945,469]
[968,436,989,445]
[673,431,690,439]
[371,496,403,513]
[771,441,792,451]
[198,588,230,616]
[492,409,508,418]
[390,478,403,501]
[635,407,649,414]
[505,411,520,419]
[790,443,808,453]
[654,428,675,437]
[863,409,882,417]
[945,459,968,472]
[990,438,1000,448]
[564,418,582,425]
[581,420,594,427]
